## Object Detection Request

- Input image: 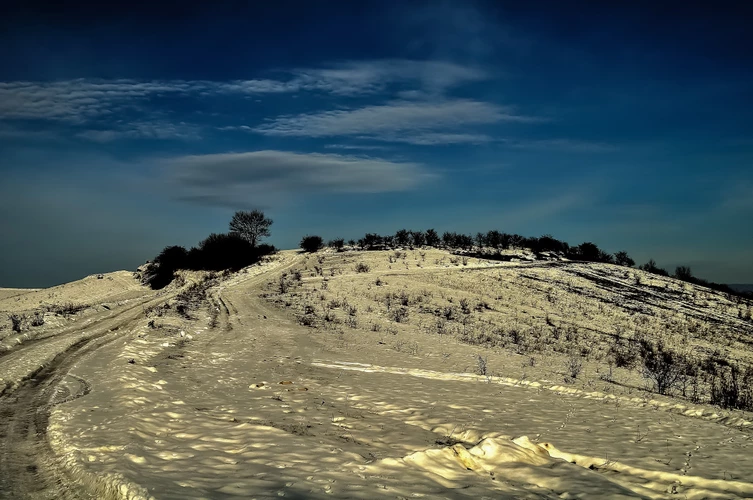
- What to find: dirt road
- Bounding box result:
[0,291,173,499]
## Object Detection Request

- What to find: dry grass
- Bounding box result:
[263,248,753,408]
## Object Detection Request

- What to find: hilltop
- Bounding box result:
[1,248,752,499]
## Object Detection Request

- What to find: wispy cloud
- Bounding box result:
[254,99,537,142]
[374,132,495,145]
[324,144,391,150]
[162,150,434,208]
[504,138,618,152]
[77,121,200,142]
[291,59,488,95]
[0,60,489,125]
[0,79,286,123]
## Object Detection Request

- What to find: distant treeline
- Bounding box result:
[139,211,750,300]
[320,228,751,300]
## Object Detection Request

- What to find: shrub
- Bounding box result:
[328,238,345,251]
[300,235,324,253]
[390,306,409,323]
[674,266,693,281]
[568,242,610,262]
[476,355,488,376]
[565,353,584,379]
[608,337,640,368]
[141,245,188,289]
[639,259,669,276]
[710,364,753,410]
[8,313,25,333]
[362,233,383,249]
[30,311,45,327]
[459,298,471,314]
[442,305,459,321]
[639,338,686,395]
[45,303,88,316]
[193,233,254,270]
[411,230,426,247]
[442,231,458,248]
[457,234,474,249]
[394,229,411,247]
[425,229,440,247]
[534,234,568,254]
[614,251,635,267]
[598,250,615,264]
[355,262,370,273]
[299,314,317,327]
[256,243,277,257]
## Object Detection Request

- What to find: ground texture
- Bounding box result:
[1,250,752,499]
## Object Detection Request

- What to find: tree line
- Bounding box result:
[300,228,750,299]
[142,210,749,299]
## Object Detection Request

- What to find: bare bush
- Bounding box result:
[476,355,488,376]
[355,263,370,273]
[46,302,88,317]
[460,298,471,314]
[710,363,753,411]
[436,317,448,335]
[442,306,459,321]
[566,353,584,380]
[639,338,686,395]
[30,311,45,327]
[8,313,25,333]
[390,306,409,323]
[608,337,640,369]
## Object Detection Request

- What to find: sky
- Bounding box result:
[1,0,752,287]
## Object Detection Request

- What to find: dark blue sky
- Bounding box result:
[1,0,752,287]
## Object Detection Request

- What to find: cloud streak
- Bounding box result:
[0,79,288,123]
[291,59,488,95]
[0,60,489,124]
[77,121,201,142]
[163,150,434,208]
[253,99,538,142]
[503,138,618,152]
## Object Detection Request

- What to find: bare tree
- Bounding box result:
[229,210,272,247]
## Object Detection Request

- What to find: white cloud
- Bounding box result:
[163,150,434,208]
[254,99,537,140]
[0,79,285,123]
[0,60,489,124]
[291,59,488,95]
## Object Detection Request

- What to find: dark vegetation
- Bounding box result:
[7,312,44,333]
[300,235,324,253]
[141,210,276,289]
[6,302,89,334]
